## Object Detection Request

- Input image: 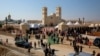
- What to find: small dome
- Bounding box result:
[8,14,11,17]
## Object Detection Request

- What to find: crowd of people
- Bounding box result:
[0,26,100,56]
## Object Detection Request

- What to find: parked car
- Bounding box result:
[15,40,32,48]
[93,38,100,48]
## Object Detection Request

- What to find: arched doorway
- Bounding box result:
[50,23,54,26]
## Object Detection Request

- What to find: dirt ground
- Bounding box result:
[0,45,28,56]
[0,34,100,56]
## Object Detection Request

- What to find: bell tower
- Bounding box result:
[42,7,47,25]
[56,7,61,19]
[42,7,47,19]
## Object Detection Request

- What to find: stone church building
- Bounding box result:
[42,7,63,26]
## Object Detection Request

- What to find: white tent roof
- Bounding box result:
[74,21,80,25]
[29,24,39,28]
[55,25,59,28]
[95,24,99,27]
[38,24,43,27]
[20,22,28,26]
[58,22,65,26]
[55,22,66,28]
[66,21,73,25]
[89,24,94,27]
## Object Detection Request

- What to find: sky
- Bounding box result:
[0,0,100,21]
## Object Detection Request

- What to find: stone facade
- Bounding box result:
[42,7,62,26]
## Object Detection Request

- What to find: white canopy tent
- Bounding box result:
[55,25,58,28]
[29,23,40,28]
[89,24,95,27]
[95,24,99,27]
[38,24,43,27]
[58,22,65,26]
[66,21,73,25]
[74,21,80,25]
[54,22,65,28]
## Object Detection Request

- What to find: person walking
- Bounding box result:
[0,39,3,44]
[96,53,100,56]
[61,37,64,44]
[92,50,96,56]
[34,42,36,49]
[88,41,92,48]
[70,40,72,46]
[38,40,40,47]
[48,43,51,49]
[28,34,31,39]
[73,45,78,56]
[29,42,32,48]
[80,45,83,52]
[57,37,60,44]
[73,40,76,47]
[51,49,55,56]
[44,47,49,56]
[6,38,8,43]
[28,47,31,53]
[77,45,80,55]
[53,38,56,44]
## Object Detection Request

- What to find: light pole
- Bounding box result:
[5,17,8,30]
